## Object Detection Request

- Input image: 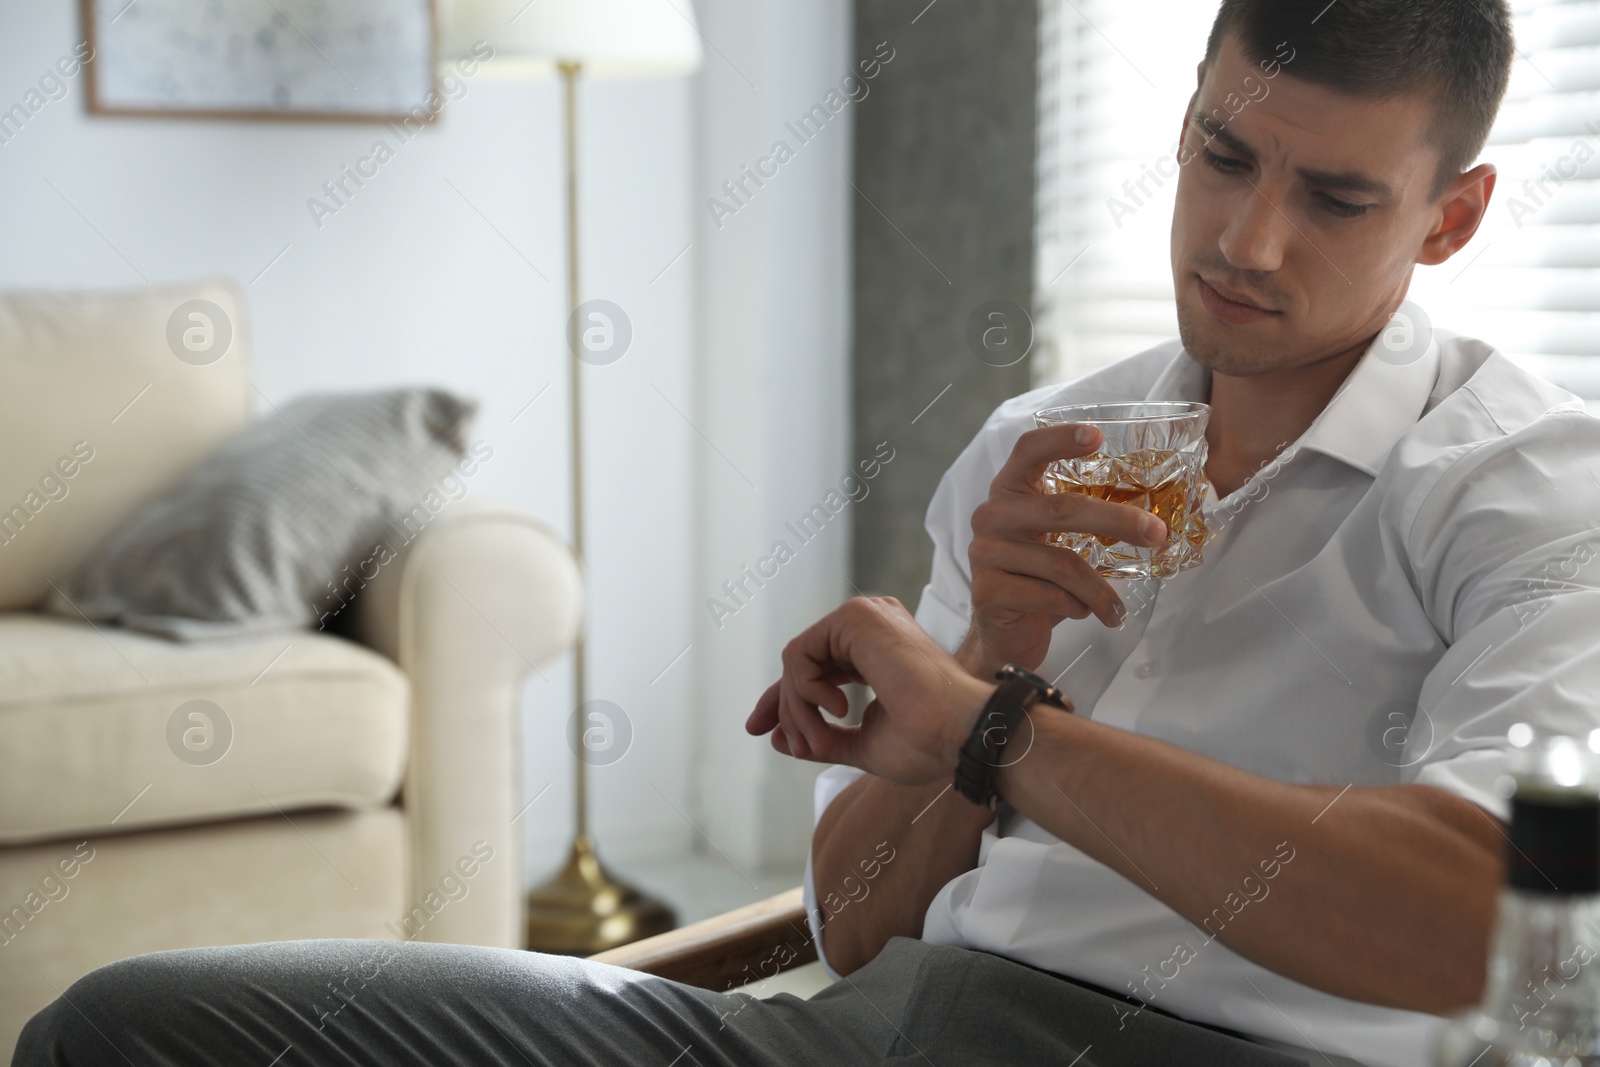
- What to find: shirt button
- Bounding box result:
[1135,662,1157,678]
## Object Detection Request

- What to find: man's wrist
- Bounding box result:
[941,673,996,771]
[994,705,1082,809]
[953,629,997,677]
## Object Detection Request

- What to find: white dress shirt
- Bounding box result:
[804,321,1600,1067]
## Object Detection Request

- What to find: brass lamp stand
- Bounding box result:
[523,61,676,955]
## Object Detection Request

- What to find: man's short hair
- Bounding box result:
[1203,0,1515,199]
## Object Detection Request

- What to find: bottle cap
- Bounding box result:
[1509,792,1600,893]
[1506,726,1600,894]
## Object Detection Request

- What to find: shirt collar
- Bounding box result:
[1142,326,1443,479]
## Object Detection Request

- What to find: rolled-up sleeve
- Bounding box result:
[1409,589,1600,821]
[1403,411,1600,822]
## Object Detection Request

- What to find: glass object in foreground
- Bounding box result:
[1033,402,1211,580]
[1435,727,1600,1066]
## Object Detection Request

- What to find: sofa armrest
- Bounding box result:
[588,887,816,990]
[347,499,582,948]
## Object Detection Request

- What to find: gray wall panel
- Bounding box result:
[851,0,1039,606]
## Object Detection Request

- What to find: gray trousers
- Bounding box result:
[14,936,1308,1066]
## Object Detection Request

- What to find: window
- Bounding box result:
[1035,0,1600,414]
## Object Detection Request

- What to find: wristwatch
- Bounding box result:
[952,665,1073,809]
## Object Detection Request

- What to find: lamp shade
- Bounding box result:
[439,0,703,79]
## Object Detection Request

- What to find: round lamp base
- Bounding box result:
[523,835,677,955]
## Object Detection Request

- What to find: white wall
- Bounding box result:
[0,3,704,885]
[692,0,854,867]
[0,0,852,889]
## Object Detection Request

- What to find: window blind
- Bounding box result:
[1408,0,1600,410]
[1034,0,1213,387]
[1036,0,1600,413]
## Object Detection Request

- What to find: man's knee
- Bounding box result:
[13,954,161,1066]
[14,995,83,1066]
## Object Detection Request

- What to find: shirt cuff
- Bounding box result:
[1412,748,1512,824]
[913,582,971,655]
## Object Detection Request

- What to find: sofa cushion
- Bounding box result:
[0,615,408,845]
[0,280,250,611]
[0,807,407,1058]
[43,389,479,640]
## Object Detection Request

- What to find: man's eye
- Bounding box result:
[1315,192,1369,219]
[1201,148,1246,174]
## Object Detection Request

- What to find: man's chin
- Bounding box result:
[1175,303,1280,377]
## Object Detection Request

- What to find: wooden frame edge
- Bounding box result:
[78,0,441,125]
[587,886,819,992]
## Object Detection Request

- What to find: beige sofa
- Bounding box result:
[0,280,582,1057]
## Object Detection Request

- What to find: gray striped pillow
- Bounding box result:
[45,389,476,640]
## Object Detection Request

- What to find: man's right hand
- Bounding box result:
[959,423,1170,674]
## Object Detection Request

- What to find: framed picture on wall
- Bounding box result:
[81,0,436,122]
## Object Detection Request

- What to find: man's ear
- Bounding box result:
[1417,163,1496,266]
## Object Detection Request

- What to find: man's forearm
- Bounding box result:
[998,708,1505,1012]
[812,774,993,975]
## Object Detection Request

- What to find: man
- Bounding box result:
[17,1,1594,1066]
[768,1,1600,1064]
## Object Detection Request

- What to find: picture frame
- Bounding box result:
[81,0,437,123]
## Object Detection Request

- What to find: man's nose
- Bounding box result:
[1218,184,1290,275]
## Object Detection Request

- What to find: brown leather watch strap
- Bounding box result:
[952,665,1071,808]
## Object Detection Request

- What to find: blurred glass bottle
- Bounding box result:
[1436,725,1600,1066]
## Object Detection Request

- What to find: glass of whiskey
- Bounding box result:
[1033,401,1213,580]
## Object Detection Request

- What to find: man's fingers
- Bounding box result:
[776,691,825,761]
[780,690,864,768]
[796,673,852,719]
[777,673,825,759]
[774,676,809,758]
[760,593,961,777]
[993,424,1102,489]
[973,568,1093,623]
[746,682,782,736]
[770,711,860,767]
[982,425,1170,548]
[971,539,1128,626]
[774,611,872,759]
[781,673,849,758]
[1038,491,1169,545]
[974,490,1167,548]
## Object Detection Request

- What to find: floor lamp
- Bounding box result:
[441,0,702,955]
